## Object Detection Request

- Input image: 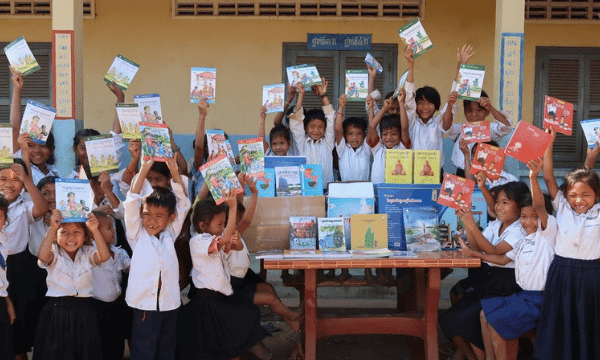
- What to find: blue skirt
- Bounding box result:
[481,290,543,340]
[0,297,14,360]
[533,255,600,360]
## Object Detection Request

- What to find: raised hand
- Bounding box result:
[457,44,475,65]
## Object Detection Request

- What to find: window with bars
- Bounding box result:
[0,0,94,18]
[0,42,52,123]
[526,0,600,20]
[533,47,600,168]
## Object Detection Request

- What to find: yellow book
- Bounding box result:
[350,214,388,251]
[413,150,440,184]
[385,149,413,184]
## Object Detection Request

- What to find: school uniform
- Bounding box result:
[178,233,266,360]
[448,120,513,171]
[0,232,14,360]
[123,181,191,360]
[534,191,600,360]
[485,170,518,189]
[336,138,372,181]
[33,244,102,360]
[370,141,406,184]
[482,216,557,340]
[227,237,265,304]
[14,150,60,186]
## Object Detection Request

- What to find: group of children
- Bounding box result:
[0,39,598,360]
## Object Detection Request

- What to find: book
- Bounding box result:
[328,197,375,251]
[289,216,317,250]
[470,143,506,181]
[262,84,285,114]
[385,149,413,184]
[543,95,573,136]
[300,164,323,196]
[115,103,142,140]
[104,55,139,90]
[190,67,216,104]
[275,166,301,197]
[350,249,392,258]
[413,150,440,184]
[84,135,119,177]
[264,156,306,169]
[286,64,322,89]
[20,100,56,145]
[4,36,40,76]
[350,214,388,251]
[206,129,236,166]
[322,251,352,259]
[140,122,173,161]
[364,53,383,74]
[283,250,323,259]
[254,250,284,260]
[437,173,475,210]
[392,70,409,99]
[403,207,440,252]
[455,64,486,101]
[238,137,265,176]
[580,119,600,149]
[461,120,491,143]
[344,70,369,101]
[255,168,275,197]
[0,124,13,166]
[397,18,433,59]
[505,121,552,163]
[389,250,418,258]
[55,178,93,223]
[317,217,345,252]
[133,94,163,124]
[199,154,244,205]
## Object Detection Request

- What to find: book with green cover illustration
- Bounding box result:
[116,103,142,139]
[0,124,13,166]
[345,70,369,101]
[4,36,40,76]
[238,137,265,176]
[104,55,140,90]
[385,149,413,184]
[413,150,440,184]
[84,135,120,177]
[398,19,433,59]
[350,214,388,251]
[317,217,345,252]
[199,154,244,205]
[455,64,486,101]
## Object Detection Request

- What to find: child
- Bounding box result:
[335,94,371,181]
[289,78,335,187]
[533,129,600,360]
[438,181,528,360]
[123,156,190,360]
[178,191,269,360]
[33,210,110,360]
[0,194,16,360]
[259,107,295,156]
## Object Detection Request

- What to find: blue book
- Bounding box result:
[327,197,375,250]
[256,168,275,197]
[264,156,306,169]
[300,164,323,196]
[55,178,93,223]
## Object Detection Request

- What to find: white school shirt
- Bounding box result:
[119,174,189,203]
[506,216,557,291]
[29,218,49,257]
[92,244,130,303]
[0,231,10,297]
[38,244,97,298]
[481,219,526,268]
[336,138,372,182]
[449,120,513,170]
[226,237,250,279]
[485,171,518,189]
[5,194,36,255]
[289,104,336,187]
[552,190,600,259]
[190,233,233,296]
[14,149,60,186]
[370,141,406,184]
[123,182,191,312]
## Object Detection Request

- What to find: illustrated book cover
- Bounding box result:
[393,70,409,99]
[4,36,40,76]
[364,53,383,73]
[385,149,413,184]
[0,124,13,166]
[461,120,491,143]
[300,164,323,196]
[238,137,265,176]
[328,197,374,251]
[140,122,173,161]
[190,67,216,104]
[84,135,119,176]
[289,216,317,250]
[345,70,369,101]
[255,168,275,198]
[437,173,475,210]
[20,99,56,145]
[403,206,440,252]
[470,143,506,181]
[115,103,142,139]
[455,64,486,101]
[104,55,139,90]
[275,166,301,197]
[199,154,244,205]
[413,150,440,184]
[350,214,388,251]
[206,129,236,166]
[286,64,322,89]
[398,18,433,59]
[543,95,573,136]
[55,178,93,223]
[505,121,552,163]
[580,119,600,149]
[317,217,345,252]
[133,94,163,124]
[262,84,285,114]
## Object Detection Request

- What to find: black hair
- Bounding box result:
[415,86,441,111]
[91,210,111,221]
[236,200,246,214]
[191,198,228,233]
[497,181,530,211]
[143,187,177,215]
[0,193,9,218]
[269,125,291,144]
[384,91,394,100]
[518,192,555,217]
[342,117,368,135]
[202,130,230,162]
[37,175,57,191]
[303,109,327,130]
[463,90,489,112]
[44,132,56,165]
[380,114,402,133]
[560,166,600,198]
[149,161,171,180]
[73,129,101,166]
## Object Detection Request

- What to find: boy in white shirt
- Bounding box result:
[123,156,191,360]
[335,94,371,181]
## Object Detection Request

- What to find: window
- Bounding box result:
[526,0,600,21]
[533,47,600,168]
[0,1,94,19]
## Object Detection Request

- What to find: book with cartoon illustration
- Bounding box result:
[238,137,265,176]
[413,150,440,184]
[4,36,40,76]
[317,217,345,252]
[300,164,323,196]
[262,84,285,114]
[206,129,236,166]
[84,135,119,177]
[255,168,275,197]
[398,18,433,59]
[140,122,173,162]
[289,216,317,250]
[350,214,388,251]
[385,149,413,184]
[190,67,216,104]
[286,64,322,89]
[104,55,139,90]
[455,64,486,101]
[393,70,409,99]
[581,119,600,149]
[461,120,491,143]
[133,94,163,124]
[364,53,383,74]
[505,121,552,163]
[437,173,475,210]
[543,95,573,136]
[403,207,440,252]
[345,70,369,101]
[55,178,93,223]
[275,166,301,197]
[20,100,56,145]
[0,124,13,166]
[199,154,244,205]
[470,143,506,181]
[115,103,142,140]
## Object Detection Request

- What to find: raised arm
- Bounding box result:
[87,212,110,265]
[312,77,330,107]
[273,85,296,126]
[237,175,258,234]
[585,141,600,169]
[528,158,549,229]
[458,207,513,255]
[9,67,24,151]
[219,190,238,252]
[454,45,475,81]
[542,128,558,199]
[107,82,125,134]
[99,171,121,210]
[259,106,269,151]
[367,97,392,147]
[335,95,347,145]
[397,90,411,148]
[194,100,209,170]
[367,63,378,95]
[166,156,187,197]
[13,163,47,218]
[16,133,33,178]
[38,209,61,265]
[131,157,153,195]
[121,139,140,186]
[168,126,187,176]
[443,91,458,131]
[480,96,510,127]
[405,44,414,84]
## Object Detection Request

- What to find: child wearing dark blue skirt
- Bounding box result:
[0,195,16,360]
[33,210,110,360]
[533,130,600,360]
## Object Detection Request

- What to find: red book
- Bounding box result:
[461,120,491,143]
[470,143,506,181]
[504,121,552,164]
[543,95,573,136]
[437,173,475,210]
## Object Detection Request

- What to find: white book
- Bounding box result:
[4,36,40,75]
[190,67,216,104]
[116,103,142,139]
[104,55,139,90]
[133,94,163,124]
[262,84,285,114]
[20,100,56,145]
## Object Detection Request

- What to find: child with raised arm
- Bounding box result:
[335,94,371,181]
[259,107,295,156]
[124,156,191,360]
[365,63,399,117]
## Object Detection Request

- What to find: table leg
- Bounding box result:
[424,267,441,360]
[304,268,317,360]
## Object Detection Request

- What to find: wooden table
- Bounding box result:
[264,252,480,360]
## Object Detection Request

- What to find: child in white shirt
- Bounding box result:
[259,107,296,156]
[0,195,16,360]
[335,95,371,181]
